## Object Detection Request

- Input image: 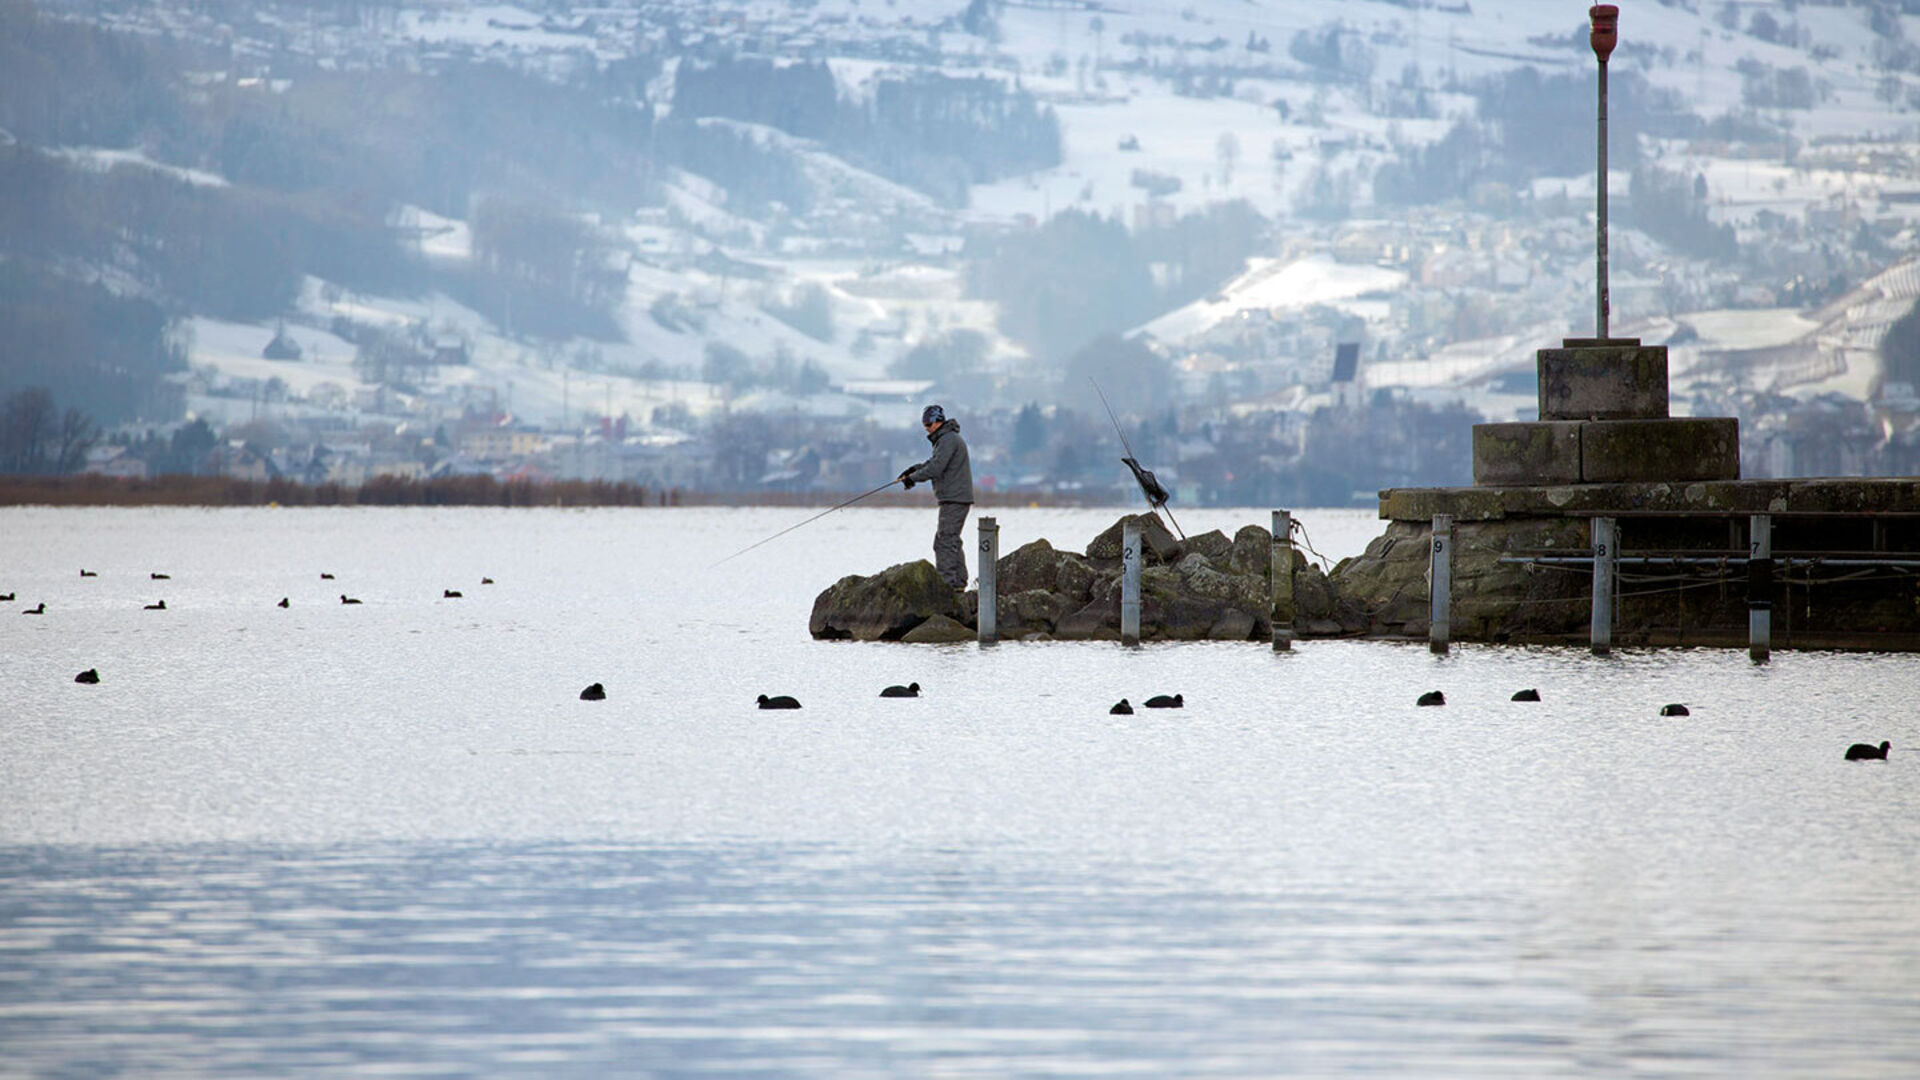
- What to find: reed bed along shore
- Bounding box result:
[0,474,1106,509]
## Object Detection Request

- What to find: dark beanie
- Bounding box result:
[922,404,945,426]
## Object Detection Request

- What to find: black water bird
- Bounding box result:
[1417,690,1445,706]
[321,572,335,580]
[22,602,44,614]
[80,569,96,577]
[1110,699,1133,715]
[0,592,14,601]
[880,682,920,698]
[481,577,494,585]
[277,597,289,608]
[74,668,99,684]
[1846,740,1891,761]
[143,599,165,610]
[580,682,606,701]
[1660,703,1690,717]
[150,572,170,580]
[443,589,463,598]
[1144,694,1184,709]
[1511,689,1541,702]
[340,594,362,605]
[758,694,801,709]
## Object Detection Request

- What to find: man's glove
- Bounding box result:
[898,468,915,489]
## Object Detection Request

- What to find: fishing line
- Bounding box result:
[1090,377,1185,540]
[710,478,903,567]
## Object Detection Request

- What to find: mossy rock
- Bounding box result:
[1001,588,1070,634]
[1086,512,1180,562]
[902,614,974,643]
[1181,529,1233,560]
[1226,525,1274,576]
[996,539,1061,595]
[810,560,964,641]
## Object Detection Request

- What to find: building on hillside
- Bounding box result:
[459,426,546,460]
[1330,342,1363,410]
[262,325,303,361]
[82,445,148,480]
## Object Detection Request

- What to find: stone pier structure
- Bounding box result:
[1472,338,1737,486]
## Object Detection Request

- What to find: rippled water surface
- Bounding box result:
[4,506,1918,1077]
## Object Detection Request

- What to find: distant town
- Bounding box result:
[9,0,1920,503]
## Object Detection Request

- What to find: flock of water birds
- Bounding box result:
[11,567,495,615]
[17,564,1899,762]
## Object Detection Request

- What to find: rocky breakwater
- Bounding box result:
[809,513,1365,643]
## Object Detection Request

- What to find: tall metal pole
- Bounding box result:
[1591,5,1619,340]
[1270,510,1293,651]
[1748,513,1773,664]
[1121,521,1142,646]
[1590,516,1616,656]
[977,516,999,643]
[1429,514,1453,655]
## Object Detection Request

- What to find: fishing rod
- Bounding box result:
[710,478,904,567]
[1089,377,1185,540]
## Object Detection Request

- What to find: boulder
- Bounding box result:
[1054,556,1097,602]
[1056,597,1119,639]
[810,560,965,640]
[1086,512,1180,563]
[902,614,974,643]
[1208,609,1258,641]
[1181,529,1233,561]
[997,539,1061,595]
[1226,525,1273,576]
[1000,588,1070,635]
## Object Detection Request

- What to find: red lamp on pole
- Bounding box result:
[1591,4,1618,340]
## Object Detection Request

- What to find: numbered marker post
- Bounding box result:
[1590,516,1616,656]
[1271,510,1293,651]
[1429,514,1453,654]
[978,516,999,643]
[1748,513,1771,664]
[1121,521,1142,646]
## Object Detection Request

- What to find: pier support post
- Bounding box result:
[1749,513,1772,664]
[1121,520,1142,646]
[1429,514,1454,654]
[1271,510,1294,651]
[977,516,998,643]
[1591,516,1616,656]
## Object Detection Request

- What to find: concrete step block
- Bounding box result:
[1473,421,1582,485]
[1580,417,1740,483]
[1538,339,1669,420]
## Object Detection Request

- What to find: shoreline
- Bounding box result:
[0,474,1117,509]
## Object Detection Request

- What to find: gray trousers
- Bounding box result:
[934,501,971,590]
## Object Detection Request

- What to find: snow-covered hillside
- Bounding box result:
[114,0,1920,432]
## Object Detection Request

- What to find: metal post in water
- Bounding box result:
[977,516,999,643]
[1591,5,1619,340]
[1271,509,1294,651]
[1121,521,1142,646]
[1430,514,1454,655]
[1591,516,1616,656]
[1748,513,1772,664]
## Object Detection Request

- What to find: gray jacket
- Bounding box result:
[906,420,973,504]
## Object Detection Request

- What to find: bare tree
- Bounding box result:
[1,387,55,474]
[1216,132,1241,186]
[54,407,96,473]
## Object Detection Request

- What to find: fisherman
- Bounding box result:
[897,404,974,590]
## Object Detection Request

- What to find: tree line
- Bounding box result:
[670,55,1062,208]
[964,202,1269,369]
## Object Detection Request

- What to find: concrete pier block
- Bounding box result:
[1473,422,1583,486]
[1580,417,1740,483]
[1538,339,1669,420]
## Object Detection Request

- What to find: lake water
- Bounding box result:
[3,505,1918,1078]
